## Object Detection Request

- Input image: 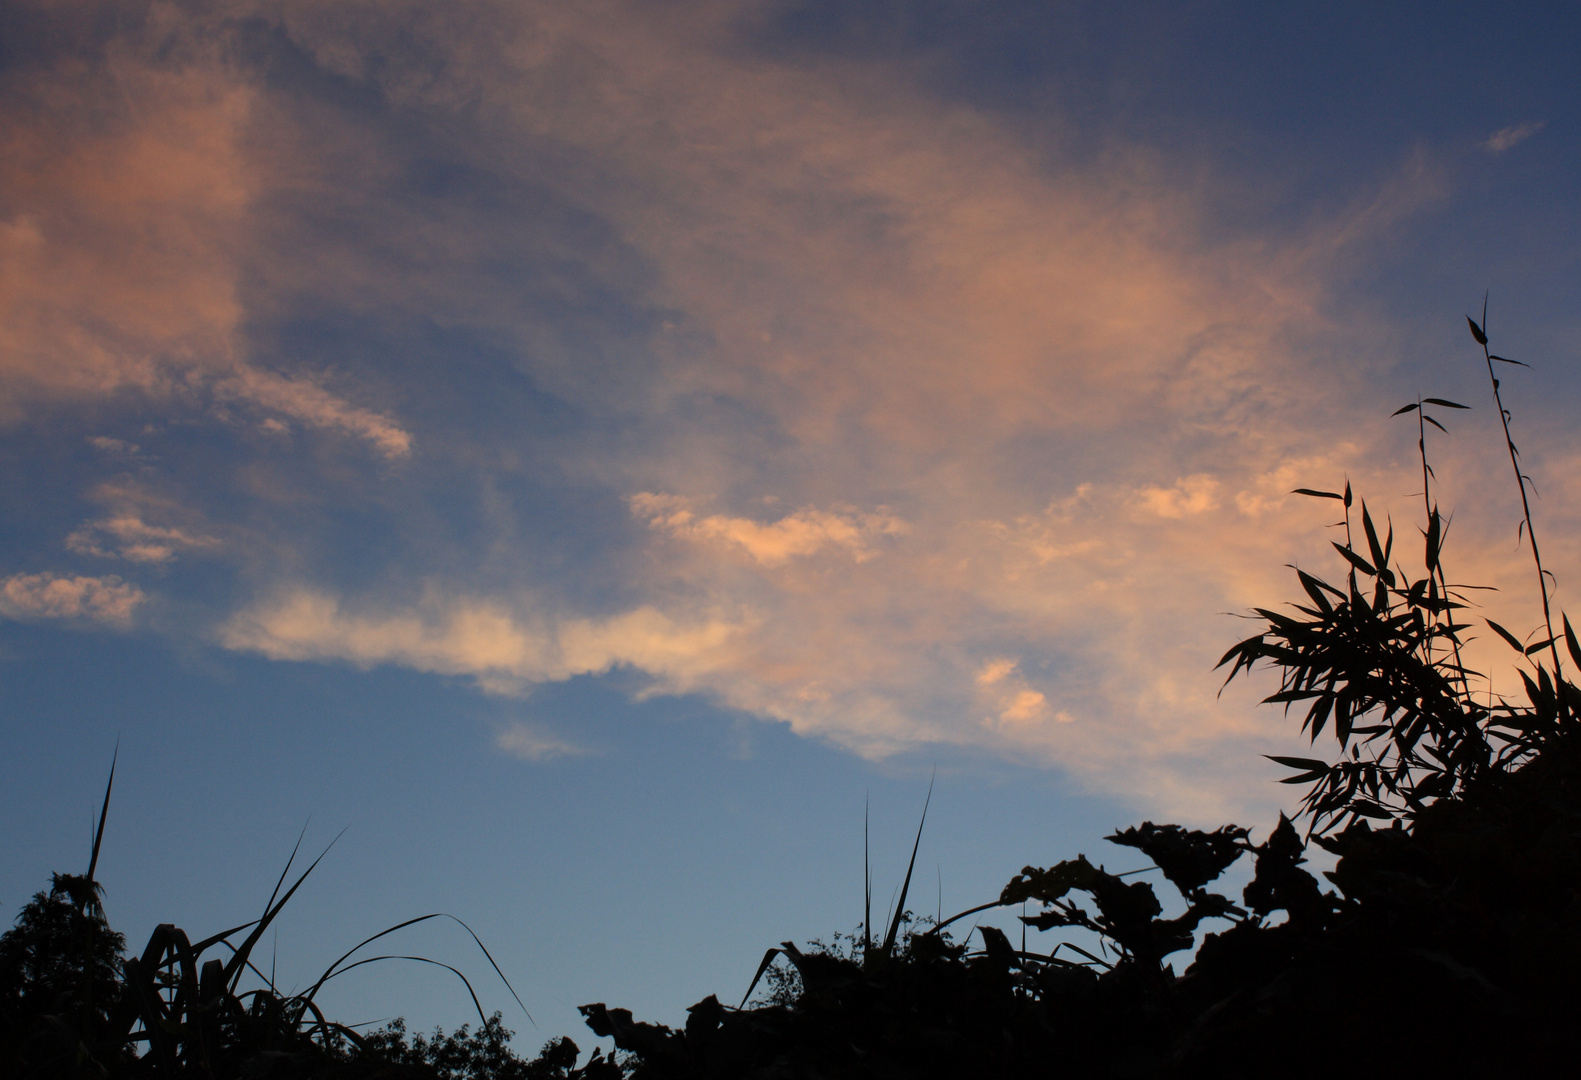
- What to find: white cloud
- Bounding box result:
[998,689,1047,725]
[64,482,224,564]
[0,54,410,460]
[0,572,145,626]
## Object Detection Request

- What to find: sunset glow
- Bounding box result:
[4,0,1578,1045]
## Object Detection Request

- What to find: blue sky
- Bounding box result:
[3,0,1580,1050]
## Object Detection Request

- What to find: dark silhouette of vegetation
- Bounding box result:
[569,313,1581,1077]
[0,759,609,1078]
[6,313,1578,1075]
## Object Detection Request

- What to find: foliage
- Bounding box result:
[0,760,583,1079]
[1214,311,1578,832]
[360,1016,620,1080]
[571,314,1581,1076]
[0,877,131,1078]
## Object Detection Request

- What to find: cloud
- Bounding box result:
[1484,121,1545,153]
[1134,475,1222,519]
[998,689,1048,725]
[632,495,908,565]
[67,516,221,564]
[175,0,1462,818]
[0,572,145,626]
[0,28,410,459]
[495,723,590,761]
[215,368,412,460]
[88,436,141,455]
[975,658,1018,686]
[0,1,1510,820]
[64,482,223,564]
[219,589,744,693]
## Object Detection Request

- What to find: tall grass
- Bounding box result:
[0,762,596,1078]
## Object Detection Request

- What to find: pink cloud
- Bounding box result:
[0,42,409,458]
[0,572,145,626]
[10,2,1556,821]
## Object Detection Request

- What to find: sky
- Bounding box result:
[3,0,1580,1053]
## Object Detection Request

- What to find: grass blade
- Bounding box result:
[224,828,345,993]
[302,912,531,1025]
[86,742,117,891]
[882,771,935,957]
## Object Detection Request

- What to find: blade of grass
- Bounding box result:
[312,955,490,1029]
[738,946,788,1008]
[863,794,872,959]
[86,742,117,890]
[301,912,530,1026]
[881,770,935,956]
[223,828,345,993]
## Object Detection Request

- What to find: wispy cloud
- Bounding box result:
[0,572,145,626]
[3,0,1540,820]
[189,0,1461,815]
[632,495,908,565]
[216,368,412,460]
[1133,475,1223,520]
[67,516,220,564]
[495,723,590,762]
[219,589,744,693]
[0,34,410,459]
[1484,120,1545,153]
[64,482,223,564]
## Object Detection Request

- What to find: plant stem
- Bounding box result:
[1476,302,1564,681]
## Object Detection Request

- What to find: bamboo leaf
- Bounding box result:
[1391,403,1419,416]
[1265,755,1331,784]
[1362,504,1386,578]
[1349,801,1395,820]
[1467,316,1487,345]
[1291,488,1344,501]
[1331,542,1376,577]
[1421,398,1469,409]
[1485,618,1527,655]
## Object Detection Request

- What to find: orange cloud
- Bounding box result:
[0,32,409,457]
[14,2,1554,822]
[0,572,145,626]
[64,480,225,564]
[187,0,1475,819]
[632,494,908,565]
